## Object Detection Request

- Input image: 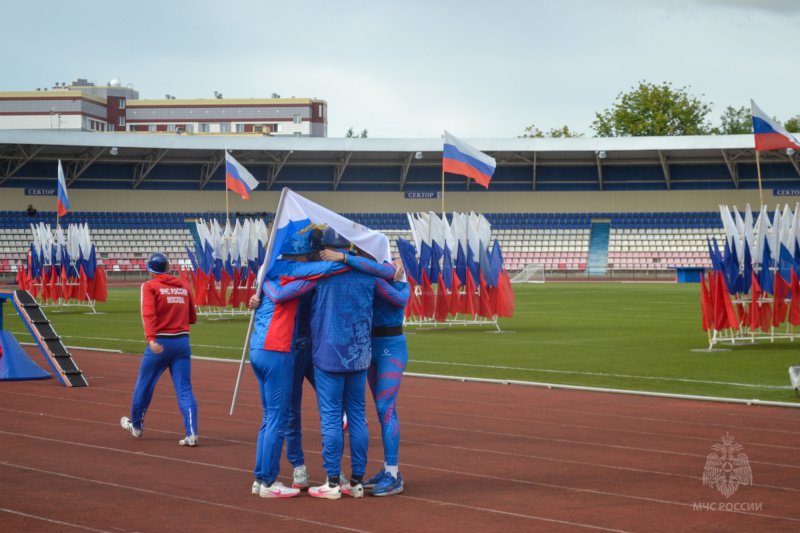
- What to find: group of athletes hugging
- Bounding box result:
[120,225,409,500]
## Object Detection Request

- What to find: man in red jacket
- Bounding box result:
[121,252,199,446]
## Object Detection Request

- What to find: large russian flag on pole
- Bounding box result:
[751,100,800,152]
[225,152,260,200]
[57,160,69,217]
[443,131,496,188]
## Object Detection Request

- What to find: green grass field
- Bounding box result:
[4,282,799,404]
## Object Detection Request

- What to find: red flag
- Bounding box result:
[195,269,208,306]
[419,270,436,319]
[61,266,71,301]
[16,267,27,291]
[749,273,762,332]
[40,266,50,302]
[206,275,221,307]
[220,268,232,308]
[405,277,420,318]
[463,270,478,319]
[789,270,800,326]
[713,271,738,331]
[500,269,515,317]
[93,266,108,303]
[434,273,449,322]
[478,272,494,320]
[773,272,790,327]
[77,266,89,302]
[50,266,60,303]
[179,266,192,295]
[700,272,713,332]
[449,269,462,317]
[228,267,242,308]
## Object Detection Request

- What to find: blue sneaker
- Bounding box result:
[370,473,403,496]
[363,469,387,489]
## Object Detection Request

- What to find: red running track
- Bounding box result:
[1,348,799,532]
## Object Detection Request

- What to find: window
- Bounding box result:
[219,123,230,133]
[200,123,210,133]
[167,124,175,132]
[293,114,301,124]
[118,116,126,126]
[319,105,324,118]
[148,124,156,132]
[236,124,245,133]
[185,124,194,133]
[107,123,114,132]
[273,123,281,133]
[118,99,126,109]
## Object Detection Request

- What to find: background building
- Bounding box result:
[0,79,327,137]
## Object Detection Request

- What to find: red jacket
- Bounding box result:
[141,274,197,342]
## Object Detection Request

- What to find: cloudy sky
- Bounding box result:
[2,0,798,139]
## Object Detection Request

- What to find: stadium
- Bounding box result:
[2,126,800,531]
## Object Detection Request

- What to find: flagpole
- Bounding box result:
[755,149,764,209]
[230,187,288,415]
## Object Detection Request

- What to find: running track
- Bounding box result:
[1,349,798,532]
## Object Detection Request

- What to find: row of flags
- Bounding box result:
[183,217,269,308]
[16,222,107,304]
[396,211,514,321]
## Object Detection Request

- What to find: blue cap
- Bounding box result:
[280,232,312,256]
[146,252,169,274]
[322,227,350,248]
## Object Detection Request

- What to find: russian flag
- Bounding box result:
[751,100,800,152]
[259,188,392,285]
[225,152,260,200]
[443,131,496,188]
[57,160,69,217]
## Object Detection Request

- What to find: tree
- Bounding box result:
[715,105,752,135]
[345,127,368,138]
[519,124,583,138]
[785,115,800,133]
[591,81,713,137]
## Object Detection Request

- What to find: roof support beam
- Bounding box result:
[199,152,225,191]
[596,152,604,191]
[787,151,800,178]
[399,152,414,191]
[333,152,352,191]
[510,152,537,191]
[658,150,671,190]
[721,149,739,189]
[266,151,291,191]
[132,149,168,190]
[0,144,44,185]
[66,147,105,186]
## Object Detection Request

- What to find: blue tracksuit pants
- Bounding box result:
[286,348,315,468]
[250,348,294,484]
[130,336,197,437]
[314,367,368,478]
[367,335,408,467]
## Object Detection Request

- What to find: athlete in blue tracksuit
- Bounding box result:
[363,274,410,496]
[121,252,199,447]
[248,232,346,499]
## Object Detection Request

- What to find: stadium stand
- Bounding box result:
[0,210,724,276]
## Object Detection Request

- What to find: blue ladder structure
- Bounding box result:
[586,222,610,276]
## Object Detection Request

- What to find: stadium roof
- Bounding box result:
[1,130,798,193]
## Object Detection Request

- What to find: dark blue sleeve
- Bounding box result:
[343,255,396,279]
[375,279,410,307]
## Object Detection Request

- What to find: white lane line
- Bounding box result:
[411,360,789,389]
[0,508,113,532]
[0,463,367,532]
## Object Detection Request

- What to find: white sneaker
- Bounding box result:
[179,434,198,446]
[120,417,142,438]
[309,480,342,500]
[292,465,309,490]
[259,481,300,498]
[252,480,262,495]
[342,480,364,498]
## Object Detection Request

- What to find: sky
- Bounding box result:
[2,0,798,139]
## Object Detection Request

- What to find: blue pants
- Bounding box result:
[130,336,197,437]
[367,335,408,467]
[314,367,368,478]
[286,348,315,468]
[250,348,294,484]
